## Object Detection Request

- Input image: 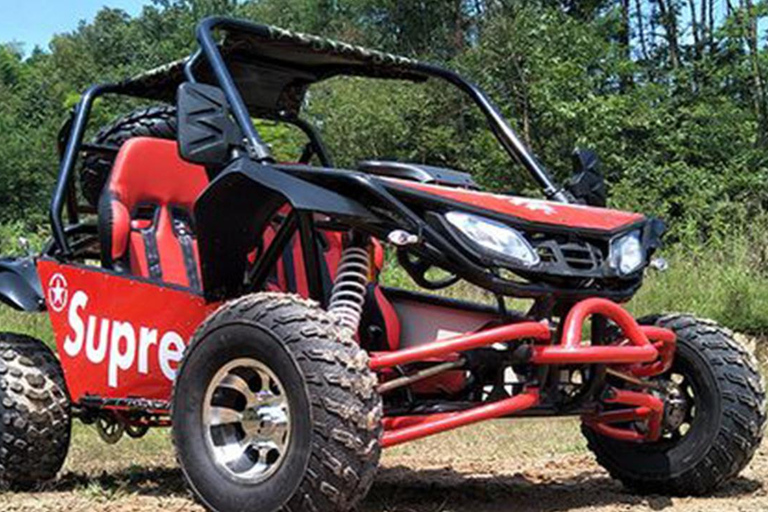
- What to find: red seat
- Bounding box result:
[98,137,209,290]
[97,136,402,348]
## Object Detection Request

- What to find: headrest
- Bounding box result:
[108,137,209,209]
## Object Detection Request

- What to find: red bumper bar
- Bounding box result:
[370,298,668,370]
[372,297,675,447]
[531,298,659,365]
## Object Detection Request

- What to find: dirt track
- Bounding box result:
[1,418,766,512]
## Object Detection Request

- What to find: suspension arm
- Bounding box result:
[372,297,675,447]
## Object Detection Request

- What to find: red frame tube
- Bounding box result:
[633,326,676,377]
[583,388,665,442]
[531,298,659,365]
[372,297,675,447]
[382,388,540,448]
[369,322,550,370]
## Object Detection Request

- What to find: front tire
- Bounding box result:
[584,314,766,495]
[0,333,72,489]
[172,293,381,512]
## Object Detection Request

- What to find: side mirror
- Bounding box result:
[177,82,243,166]
[567,148,607,207]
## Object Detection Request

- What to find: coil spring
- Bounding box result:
[328,246,370,336]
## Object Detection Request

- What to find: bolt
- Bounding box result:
[387,230,419,246]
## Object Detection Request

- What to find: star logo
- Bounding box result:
[508,197,557,215]
[48,273,69,313]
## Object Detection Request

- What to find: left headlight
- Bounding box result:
[445,211,540,267]
[609,230,645,275]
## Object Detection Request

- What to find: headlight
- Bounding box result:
[609,230,645,275]
[445,211,539,267]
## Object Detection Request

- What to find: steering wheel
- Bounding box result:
[397,249,460,290]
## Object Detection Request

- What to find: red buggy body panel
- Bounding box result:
[388,179,645,232]
[38,259,217,402]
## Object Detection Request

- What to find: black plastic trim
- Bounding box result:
[0,258,45,312]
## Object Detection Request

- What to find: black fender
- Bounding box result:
[195,158,379,301]
[0,257,45,312]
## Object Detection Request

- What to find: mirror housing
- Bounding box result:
[567,148,607,207]
[177,82,243,166]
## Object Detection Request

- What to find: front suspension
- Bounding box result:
[371,297,676,447]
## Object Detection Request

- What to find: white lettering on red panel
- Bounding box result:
[52,274,185,388]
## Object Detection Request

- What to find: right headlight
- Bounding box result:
[609,230,645,275]
[445,211,540,267]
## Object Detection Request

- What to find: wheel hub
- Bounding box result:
[663,383,689,433]
[202,358,291,484]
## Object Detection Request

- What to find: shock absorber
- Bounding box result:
[328,243,370,338]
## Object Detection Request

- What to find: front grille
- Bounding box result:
[533,237,604,274]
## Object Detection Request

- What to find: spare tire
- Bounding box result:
[79,105,177,206]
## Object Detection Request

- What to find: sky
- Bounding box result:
[0,0,152,52]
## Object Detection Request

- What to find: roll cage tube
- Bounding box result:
[47,86,328,257]
[196,18,272,162]
[193,16,570,203]
[415,63,570,203]
[50,83,122,256]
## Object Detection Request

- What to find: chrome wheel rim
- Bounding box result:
[203,358,291,483]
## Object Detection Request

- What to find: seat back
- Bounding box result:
[97,137,402,348]
[98,137,209,289]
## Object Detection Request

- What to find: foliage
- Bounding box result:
[2,0,768,328]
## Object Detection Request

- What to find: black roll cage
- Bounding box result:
[50,16,569,257]
[46,16,648,305]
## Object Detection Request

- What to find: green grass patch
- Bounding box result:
[629,238,768,334]
[0,307,53,344]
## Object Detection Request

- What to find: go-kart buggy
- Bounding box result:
[0,16,764,511]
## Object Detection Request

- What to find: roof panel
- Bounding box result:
[115,20,430,117]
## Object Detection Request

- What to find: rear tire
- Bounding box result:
[172,293,381,512]
[79,105,177,206]
[583,314,766,495]
[0,333,72,490]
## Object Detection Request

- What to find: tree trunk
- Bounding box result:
[707,0,716,54]
[454,0,465,55]
[688,0,701,61]
[657,0,681,69]
[743,0,768,145]
[620,0,633,90]
[635,0,650,62]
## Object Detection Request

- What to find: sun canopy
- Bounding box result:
[115,21,430,118]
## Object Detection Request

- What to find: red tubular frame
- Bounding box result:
[583,388,665,442]
[371,297,675,447]
[382,389,540,447]
[530,298,658,364]
[369,322,550,370]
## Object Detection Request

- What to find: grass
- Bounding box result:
[628,238,768,334]
[0,307,53,348]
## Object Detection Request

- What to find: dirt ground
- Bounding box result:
[1,417,766,512]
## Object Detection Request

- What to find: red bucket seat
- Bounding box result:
[97,136,402,350]
[98,137,209,290]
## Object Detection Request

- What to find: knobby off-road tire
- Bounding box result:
[79,105,177,206]
[172,293,382,512]
[0,333,71,490]
[583,314,766,495]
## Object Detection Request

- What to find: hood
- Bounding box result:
[386,179,644,233]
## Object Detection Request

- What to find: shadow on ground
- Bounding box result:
[27,463,762,512]
[363,465,763,512]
